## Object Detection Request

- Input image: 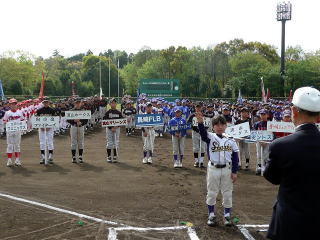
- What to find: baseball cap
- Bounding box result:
[146,102,152,107]
[9,98,18,104]
[259,109,267,114]
[174,107,182,112]
[109,98,117,103]
[292,87,320,112]
[283,110,291,117]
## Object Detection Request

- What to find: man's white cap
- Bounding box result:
[292,87,320,112]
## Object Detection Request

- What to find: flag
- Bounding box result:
[0,79,6,101]
[261,77,267,103]
[288,89,293,102]
[237,89,243,104]
[99,87,103,99]
[39,72,45,99]
[72,81,75,97]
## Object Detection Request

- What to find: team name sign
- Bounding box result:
[225,122,251,138]
[32,116,60,128]
[102,118,127,127]
[6,121,27,132]
[135,114,163,127]
[65,111,91,120]
[192,117,212,127]
[267,121,295,133]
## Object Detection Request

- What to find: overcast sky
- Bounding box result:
[0,0,319,58]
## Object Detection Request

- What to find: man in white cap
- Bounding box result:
[264,87,320,240]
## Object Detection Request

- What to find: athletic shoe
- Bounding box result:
[256,167,262,175]
[207,215,217,226]
[147,157,152,164]
[245,162,249,170]
[40,155,45,164]
[7,159,13,167]
[142,157,148,164]
[113,156,118,163]
[78,156,83,164]
[194,162,199,168]
[224,216,232,226]
[107,156,112,163]
[72,157,77,163]
[179,161,183,168]
[15,160,22,166]
[49,154,54,164]
[174,161,179,168]
[199,162,205,168]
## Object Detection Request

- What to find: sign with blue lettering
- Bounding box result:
[166,123,192,132]
[135,114,164,127]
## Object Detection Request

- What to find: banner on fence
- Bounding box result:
[32,116,60,128]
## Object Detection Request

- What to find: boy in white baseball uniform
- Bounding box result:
[196,113,239,227]
[3,99,25,167]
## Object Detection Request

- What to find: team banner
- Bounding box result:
[135,114,163,128]
[166,123,192,132]
[6,121,27,132]
[31,116,60,128]
[102,118,127,127]
[267,121,295,133]
[192,117,212,127]
[225,122,251,138]
[249,130,274,142]
[65,111,91,120]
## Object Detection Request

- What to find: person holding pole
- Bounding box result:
[35,97,57,164]
[103,98,123,163]
[67,98,88,164]
[141,102,156,164]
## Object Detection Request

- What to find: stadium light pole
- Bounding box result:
[277,1,292,97]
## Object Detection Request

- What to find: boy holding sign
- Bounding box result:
[141,102,156,164]
[3,99,25,167]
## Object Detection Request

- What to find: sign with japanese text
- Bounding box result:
[102,118,127,127]
[166,123,192,132]
[31,116,60,129]
[250,130,274,141]
[192,117,212,127]
[135,114,163,127]
[225,122,251,138]
[6,121,27,132]
[267,121,295,133]
[65,111,91,120]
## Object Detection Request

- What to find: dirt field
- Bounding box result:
[0,127,278,240]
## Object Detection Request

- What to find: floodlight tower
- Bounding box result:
[277,1,292,96]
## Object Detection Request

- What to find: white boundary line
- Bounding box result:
[237,224,269,240]
[0,192,199,240]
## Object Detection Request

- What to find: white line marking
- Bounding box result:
[0,192,200,240]
[237,224,269,228]
[187,227,200,240]
[107,228,118,240]
[237,226,256,240]
[0,192,123,226]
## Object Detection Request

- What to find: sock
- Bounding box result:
[107,149,111,157]
[15,152,20,158]
[174,155,178,161]
[126,128,128,133]
[208,205,215,216]
[49,150,53,154]
[149,151,152,157]
[41,150,45,155]
[180,155,183,162]
[71,150,76,158]
[201,153,205,157]
[224,208,231,217]
[143,151,147,158]
[113,149,117,157]
[194,152,199,159]
[258,164,261,168]
[194,158,199,163]
[246,159,250,163]
[79,149,83,156]
[7,153,13,159]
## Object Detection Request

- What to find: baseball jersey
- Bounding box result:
[3,109,25,122]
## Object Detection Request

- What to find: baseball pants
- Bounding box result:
[7,131,21,153]
[256,142,269,170]
[0,120,4,134]
[70,126,85,150]
[39,128,54,151]
[192,131,206,153]
[142,128,155,152]
[171,136,185,155]
[126,116,134,129]
[206,162,233,208]
[238,140,250,166]
[106,127,120,149]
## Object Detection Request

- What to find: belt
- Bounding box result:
[210,162,227,168]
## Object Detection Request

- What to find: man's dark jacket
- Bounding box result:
[264,123,320,240]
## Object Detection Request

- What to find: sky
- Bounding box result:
[0,0,319,58]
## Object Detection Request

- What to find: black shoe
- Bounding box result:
[207,215,217,227]
[200,162,205,168]
[79,156,83,164]
[40,159,45,164]
[72,157,77,163]
[107,156,112,163]
[194,162,199,168]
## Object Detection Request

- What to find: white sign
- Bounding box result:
[65,111,91,120]
[225,122,251,138]
[102,118,127,127]
[32,116,60,129]
[250,130,274,141]
[267,121,295,133]
[317,124,320,130]
[192,117,212,127]
[6,121,27,132]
